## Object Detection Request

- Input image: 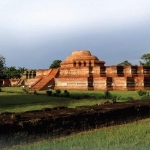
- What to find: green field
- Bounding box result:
[0,87,142,113]
[0,87,150,150]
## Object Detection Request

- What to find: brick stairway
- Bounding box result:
[16,79,24,86]
[31,69,59,90]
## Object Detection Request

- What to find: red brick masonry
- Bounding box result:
[8,50,150,91]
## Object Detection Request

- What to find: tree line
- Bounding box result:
[115,53,150,66]
[0,55,26,79]
[0,53,150,79]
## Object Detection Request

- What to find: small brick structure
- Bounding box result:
[0,78,24,87]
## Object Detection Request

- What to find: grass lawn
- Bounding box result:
[0,87,105,113]
[5,118,150,150]
[0,87,147,113]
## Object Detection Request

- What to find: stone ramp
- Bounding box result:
[31,69,59,90]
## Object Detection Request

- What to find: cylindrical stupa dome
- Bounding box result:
[61,50,105,68]
[65,50,99,62]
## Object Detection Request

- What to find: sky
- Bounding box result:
[0,0,150,69]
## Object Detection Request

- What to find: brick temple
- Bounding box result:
[2,50,150,91]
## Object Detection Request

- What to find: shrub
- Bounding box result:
[63,90,70,97]
[64,91,70,97]
[104,90,112,99]
[52,92,58,97]
[33,90,38,95]
[127,96,134,101]
[137,90,147,96]
[56,89,61,94]
[46,90,52,96]
[140,95,149,100]
[64,90,68,94]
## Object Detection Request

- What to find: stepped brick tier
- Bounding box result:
[1,50,150,90]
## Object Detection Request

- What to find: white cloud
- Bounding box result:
[0,0,150,68]
[0,0,150,33]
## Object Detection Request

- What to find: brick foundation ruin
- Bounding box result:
[0,100,150,136]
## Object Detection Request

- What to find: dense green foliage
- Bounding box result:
[139,53,150,66]
[137,90,150,100]
[117,60,132,66]
[46,90,70,97]
[137,90,148,96]
[64,90,70,97]
[118,53,150,66]
[0,55,5,78]
[49,60,62,68]
[3,66,26,79]
[46,90,52,96]
[0,56,26,79]
[55,89,61,94]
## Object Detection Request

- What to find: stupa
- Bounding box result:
[2,50,150,91]
[54,50,105,90]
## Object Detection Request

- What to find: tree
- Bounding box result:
[117,60,132,66]
[49,60,62,69]
[3,66,26,79]
[0,55,5,78]
[139,53,150,66]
